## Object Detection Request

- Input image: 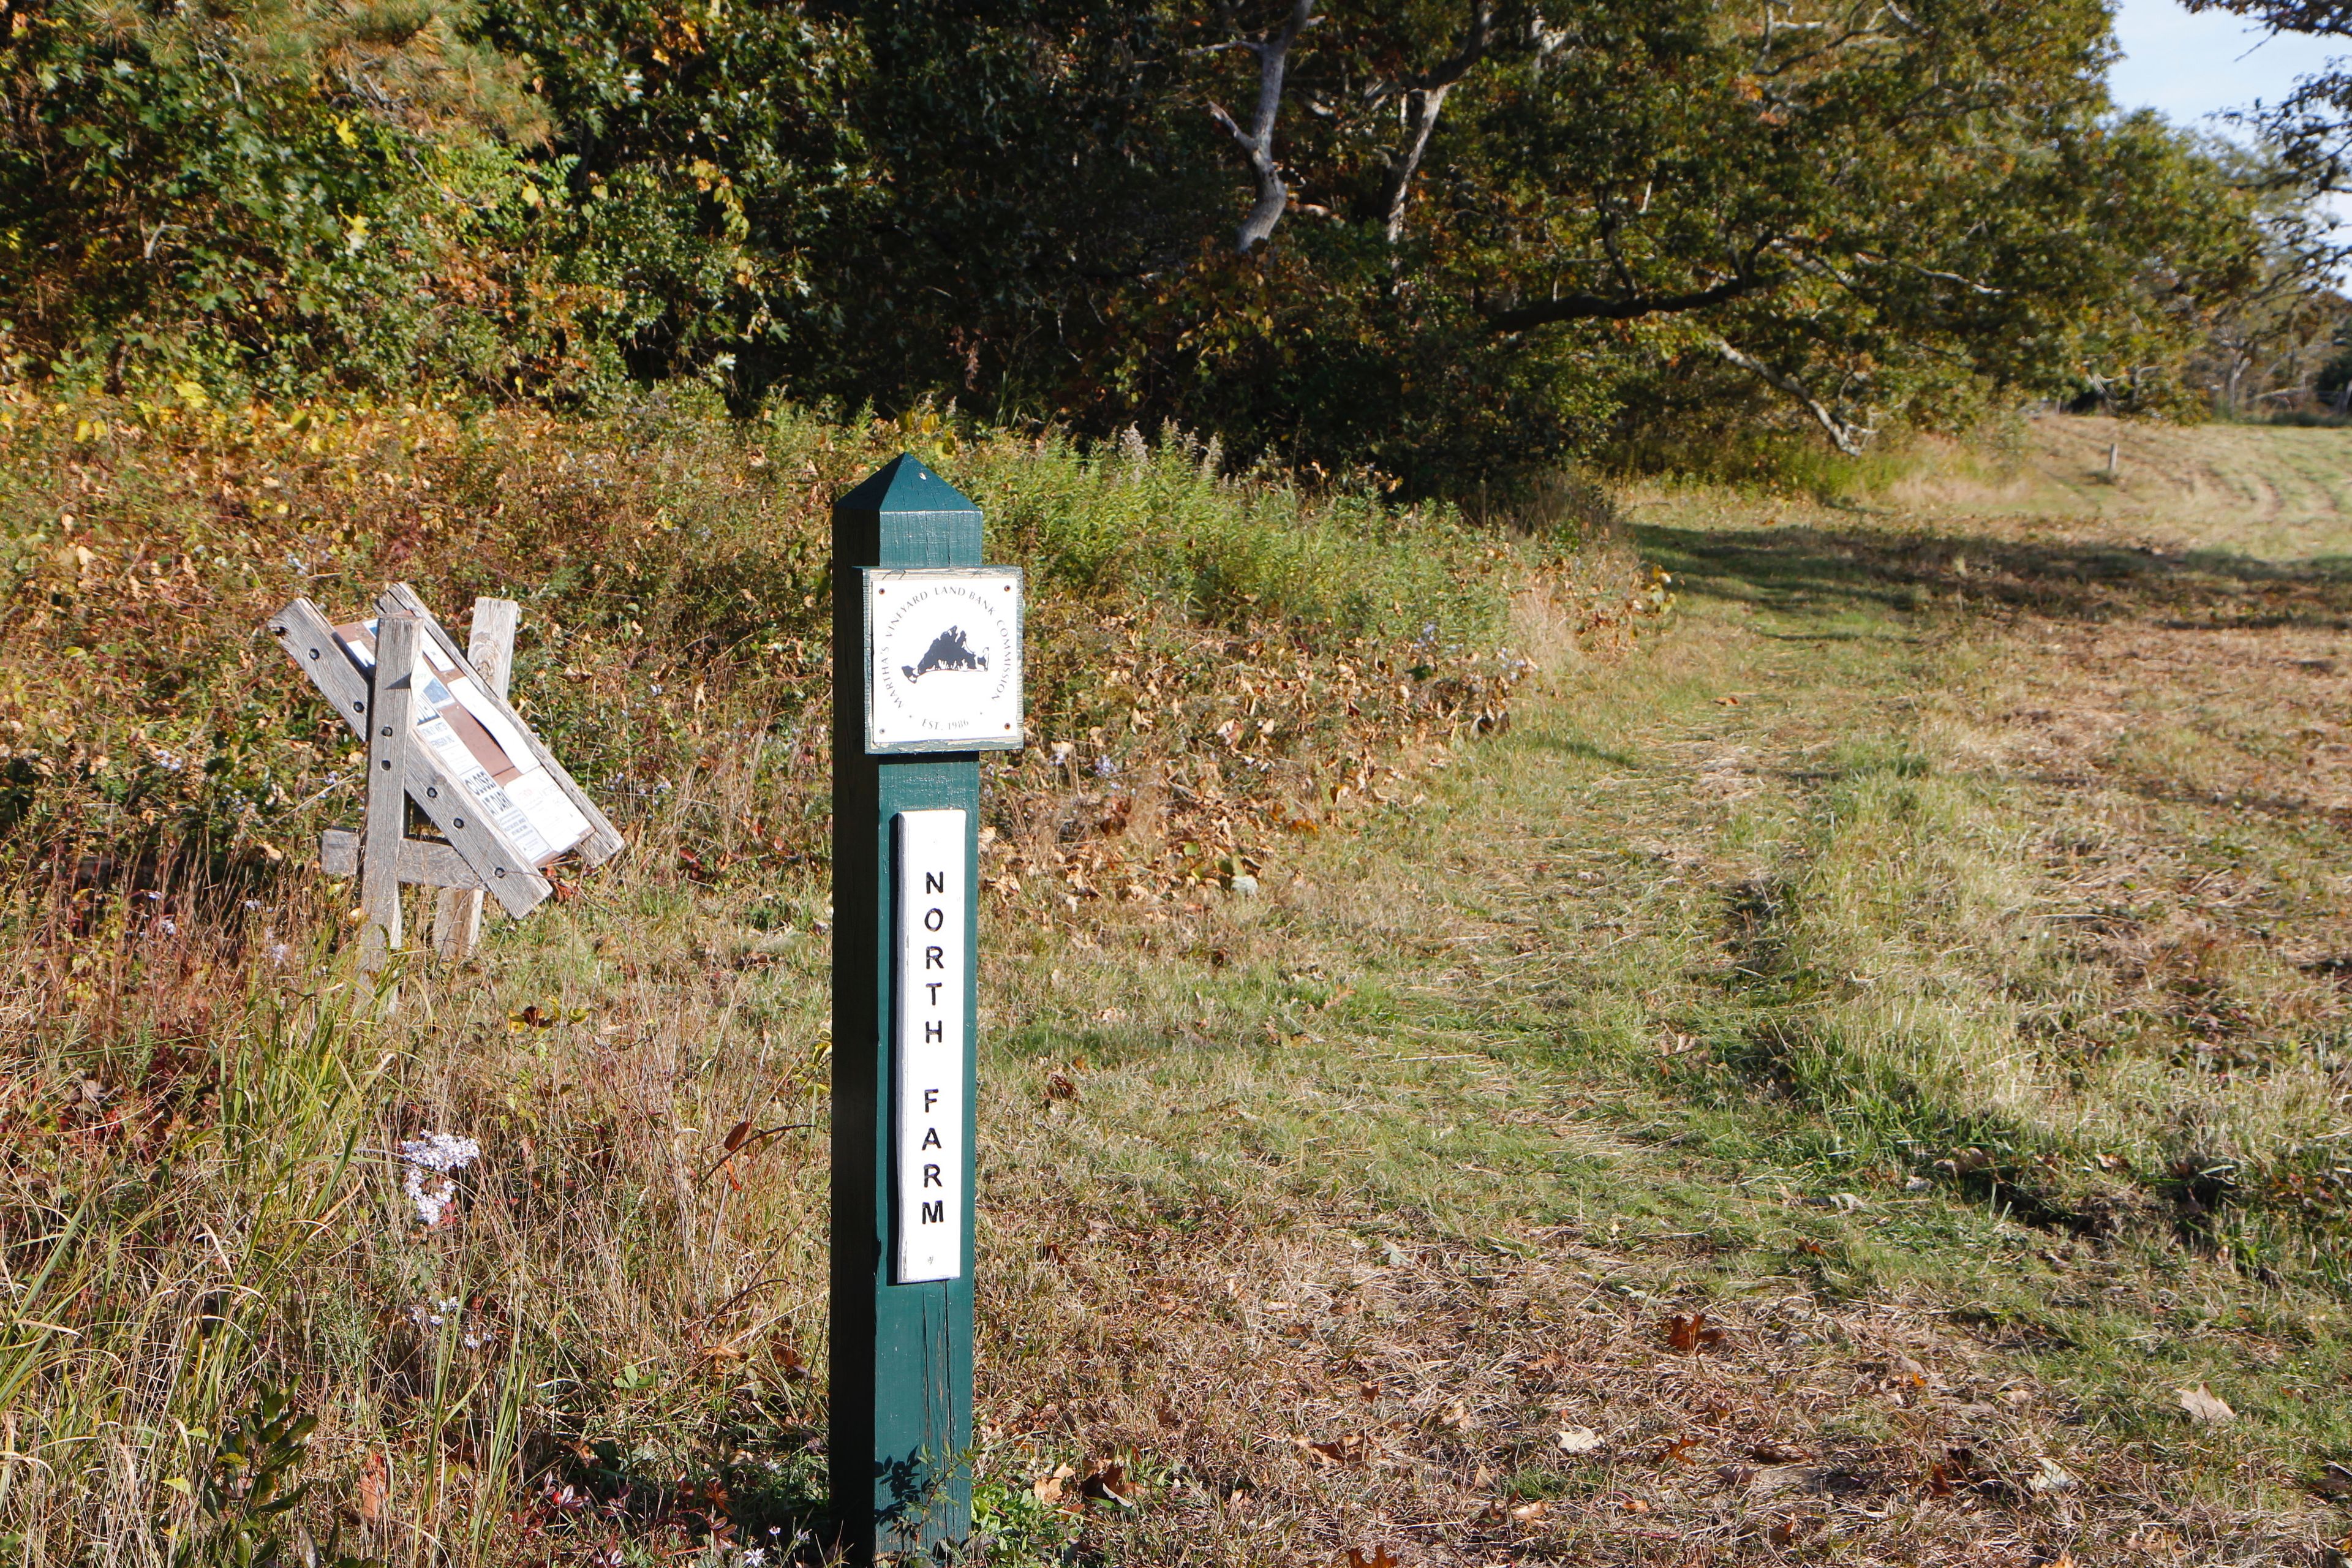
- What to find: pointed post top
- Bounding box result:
[834,453,979,518]
[833,453,982,570]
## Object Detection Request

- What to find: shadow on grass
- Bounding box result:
[1523,734,1646,770]
[1638,521,2352,825]
[522,1427,837,1562]
[1638,522,2352,630]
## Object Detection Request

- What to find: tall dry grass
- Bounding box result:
[0,386,1657,1564]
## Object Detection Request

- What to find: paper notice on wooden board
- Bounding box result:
[332,619,589,864]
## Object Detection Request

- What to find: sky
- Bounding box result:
[2108,0,2343,132]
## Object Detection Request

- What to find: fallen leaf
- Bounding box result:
[2027,1457,2076,1494]
[1556,1426,1604,1455]
[1341,1549,1398,1568]
[2176,1385,2234,1425]
[1766,1513,1823,1546]
[1300,1433,1368,1465]
[1665,1311,1726,1353]
[1031,1463,1074,1504]
[1080,1461,1134,1507]
[1044,1071,1079,1102]
[1508,1498,1548,1523]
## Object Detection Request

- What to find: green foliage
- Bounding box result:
[0,0,579,397]
[472,0,872,386]
[967,1474,1082,1564]
[959,423,1503,641]
[0,0,2318,470]
[786,0,2288,474]
[175,1387,320,1568]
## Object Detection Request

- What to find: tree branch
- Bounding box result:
[2184,0,2352,38]
[1379,0,1496,244]
[1714,339,1877,455]
[1209,0,1318,254]
[1483,271,1781,331]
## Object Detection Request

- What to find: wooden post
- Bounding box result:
[432,597,519,961]
[831,456,987,1559]
[360,614,422,974]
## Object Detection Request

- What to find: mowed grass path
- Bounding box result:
[987,420,2352,1562]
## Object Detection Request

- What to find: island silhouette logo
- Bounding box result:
[861,565,1023,753]
[900,625,989,684]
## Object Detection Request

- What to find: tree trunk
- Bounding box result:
[1715,340,1875,456]
[1378,1,1494,245]
[1209,1,1317,254]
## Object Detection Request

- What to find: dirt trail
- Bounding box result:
[1000,418,2352,1563]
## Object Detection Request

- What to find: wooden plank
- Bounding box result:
[360,616,419,973]
[323,829,486,891]
[269,598,372,739]
[406,837,481,890]
[377,582,626,867]
[271,596,551,919]
[402,758,551,919]
[468,597,521,696]
[434,597,519,960]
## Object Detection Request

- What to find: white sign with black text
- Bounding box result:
[893,807,969,1283]
[864,567,1024,753]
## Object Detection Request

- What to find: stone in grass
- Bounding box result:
[1229,873,1260,897]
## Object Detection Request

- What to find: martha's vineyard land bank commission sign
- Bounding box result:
[862,566,1024,752]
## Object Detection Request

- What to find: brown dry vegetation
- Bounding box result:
[8,403,2352,1567]
[0,388,1657,1565]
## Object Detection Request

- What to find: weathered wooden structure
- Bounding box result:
[269,582,622,970]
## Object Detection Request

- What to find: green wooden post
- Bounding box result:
[831,455,988,1560]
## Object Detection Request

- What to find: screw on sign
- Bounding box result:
[829,456,1023,1559]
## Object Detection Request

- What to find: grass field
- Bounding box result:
[7,407,2352,1565]
[964,417,2352,1563]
